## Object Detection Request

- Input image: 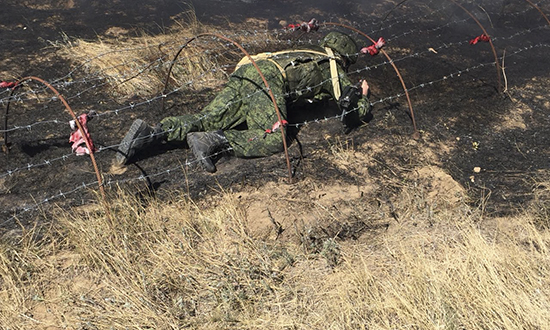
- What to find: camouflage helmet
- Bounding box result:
[320,31,359,65]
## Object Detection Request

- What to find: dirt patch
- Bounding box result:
[239,177,378,241]
[407,165,466,207]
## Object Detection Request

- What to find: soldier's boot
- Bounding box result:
[115,119,166,165]
[187,130,230,173]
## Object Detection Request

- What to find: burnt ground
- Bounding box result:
[0,0,549,229]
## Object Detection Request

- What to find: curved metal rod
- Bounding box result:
[380,0,508,93]
[524,0,550,25]
[3,87,17,153]
[3,76,111,220]
[162,33,293,181]
[381,0,410,22]
[448,0,502,93]
[324,22,420,138]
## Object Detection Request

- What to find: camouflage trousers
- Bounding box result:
[160,61,288,158]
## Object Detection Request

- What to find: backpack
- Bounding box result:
[235,46,343,101]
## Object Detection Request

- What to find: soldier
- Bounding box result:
[115,31,371,173]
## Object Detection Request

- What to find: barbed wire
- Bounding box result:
[0,143,234,226]
[1,2,539,106]
[1,38,546,180]
[0,3,519,102]
[3,38,546,222]
[2,20,546,136]
[2,5,549,224]
[1,40,547,186]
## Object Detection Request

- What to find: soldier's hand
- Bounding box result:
[361,79,369,97]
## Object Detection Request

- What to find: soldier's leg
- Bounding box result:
[224,129,287,157]
[160,113,203,142]
[224,61,288,158]
[160,75,245,143]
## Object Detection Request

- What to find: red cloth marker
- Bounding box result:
[0,81,17,88]
[69,113,96,156]
[361,37,386,56]
[469,34,490,45]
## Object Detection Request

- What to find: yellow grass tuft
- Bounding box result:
[56,9,278,99]
[59,35,226,99]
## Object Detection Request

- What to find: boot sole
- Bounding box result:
[115,119,147,165]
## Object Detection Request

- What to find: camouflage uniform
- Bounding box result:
[160,41,371,158]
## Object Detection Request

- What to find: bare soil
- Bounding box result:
[1,0,549,233]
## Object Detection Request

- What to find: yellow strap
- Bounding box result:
[235,55,287,79]
[235,49,332,70]
[324,47,341,100]
[235,48,342,99]
[267,59,287,79]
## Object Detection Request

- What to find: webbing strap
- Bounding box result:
[267,59,287,79]
[235,49,331,70]
[324,47,341,100]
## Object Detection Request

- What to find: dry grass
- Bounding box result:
[56,9,276,99]
[316,217,550,329]
[1,178,549,329]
